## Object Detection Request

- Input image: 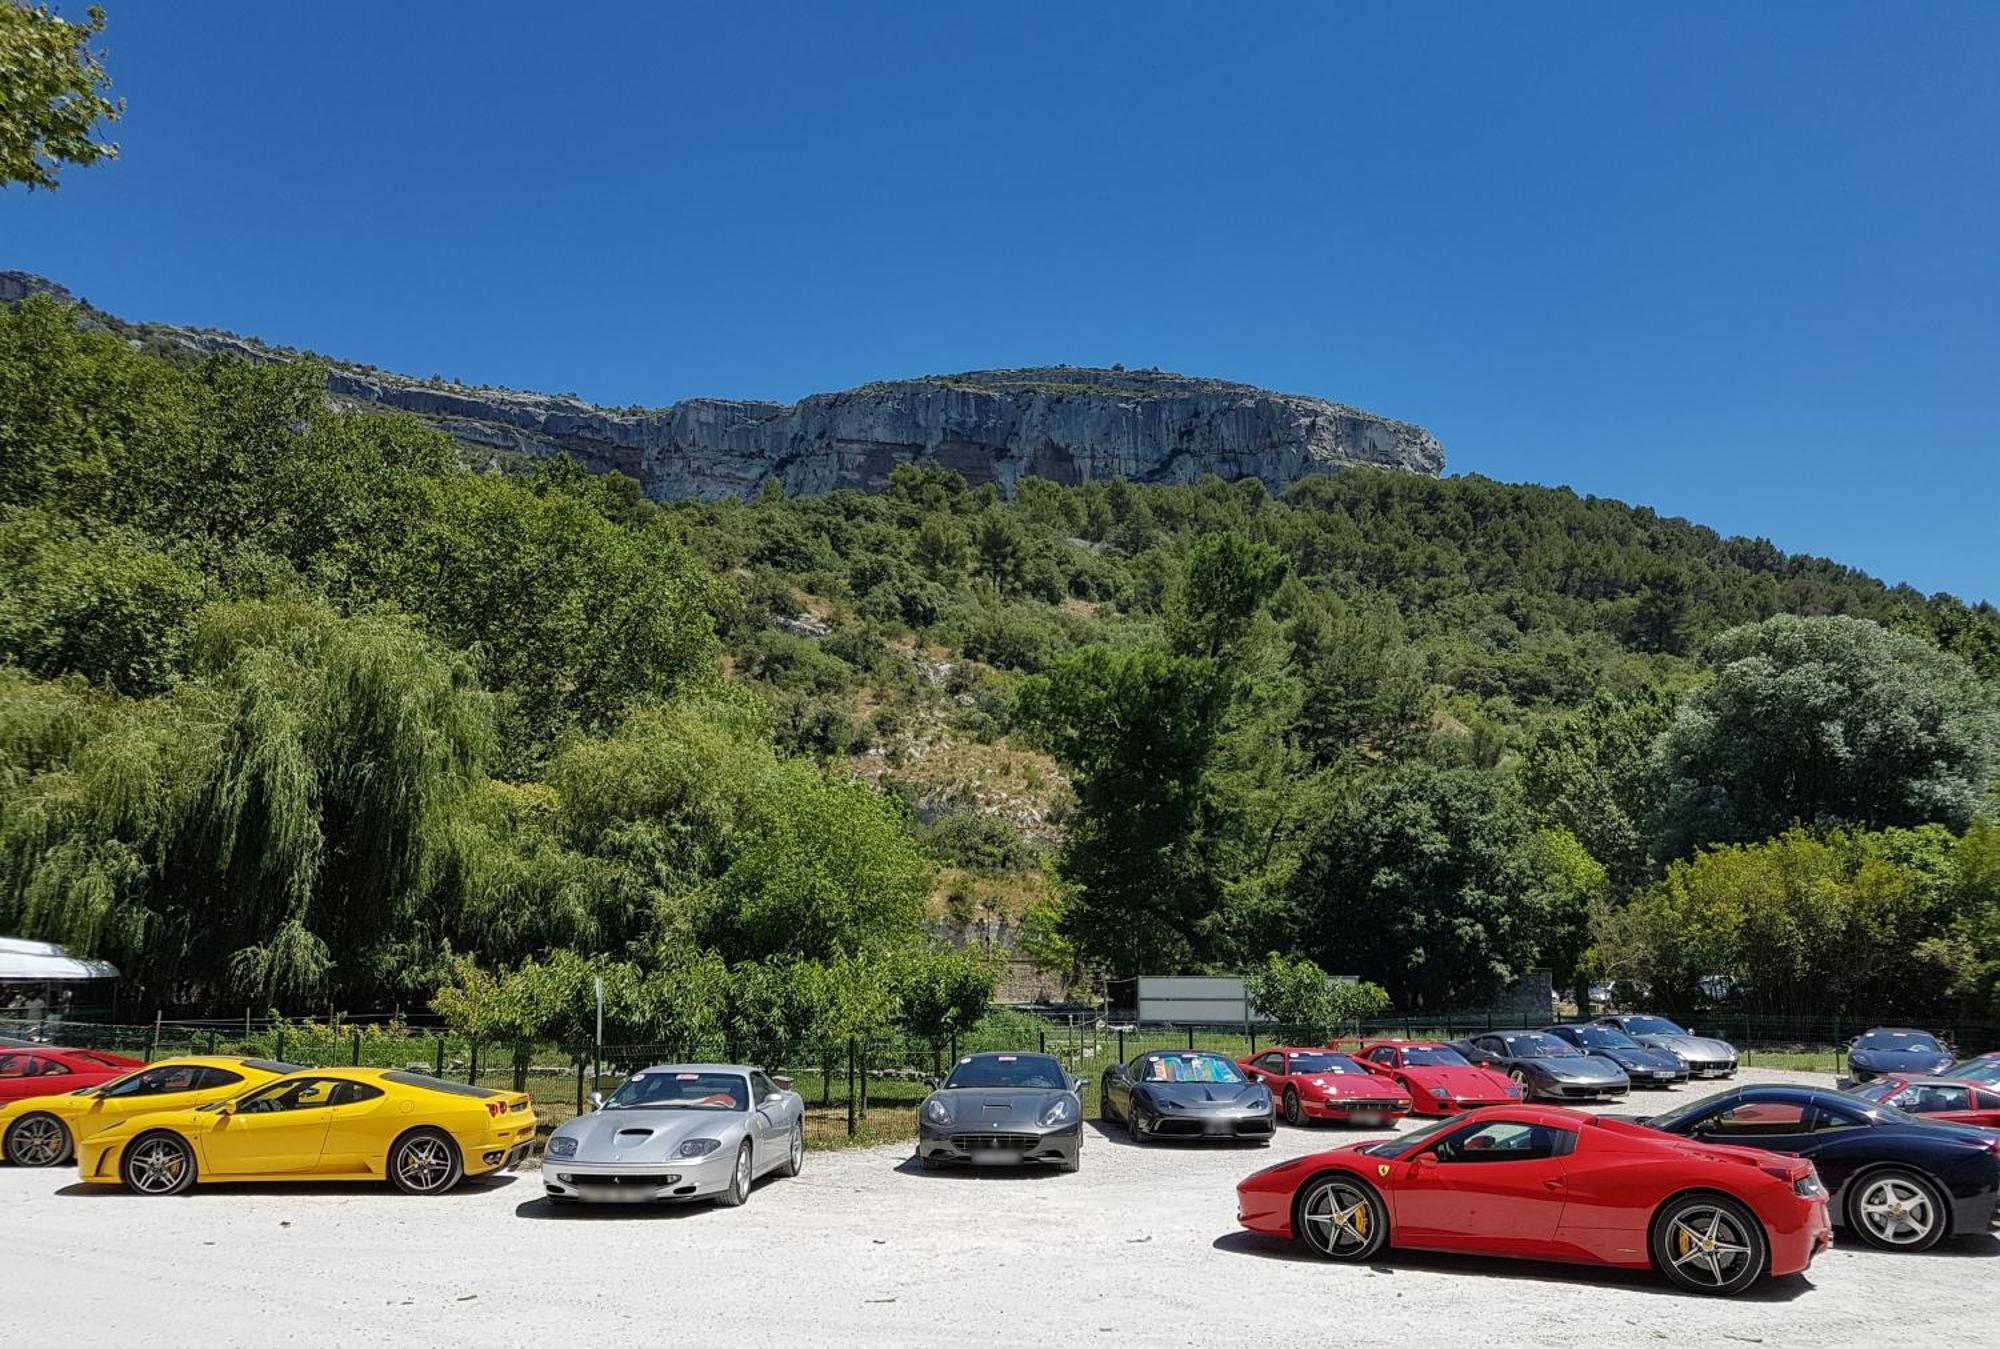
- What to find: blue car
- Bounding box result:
[1847,1027,1957,1083]
[1543,1023,1690,1086]
[1634,1084,2000,1251]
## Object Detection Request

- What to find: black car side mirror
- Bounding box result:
[922,1076,941,1091]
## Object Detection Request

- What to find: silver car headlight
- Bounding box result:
[546,1135,578,1159]
[1041,1097,1077,1127]
[677,1138,723,1158]
[923,1097,951,1126]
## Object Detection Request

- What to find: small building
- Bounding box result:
[0,936,120,1032]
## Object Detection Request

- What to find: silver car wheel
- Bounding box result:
[396,1136,454,1192]
[6,1114,66,1166]
[1663,1205,1757,1288]
[1299,1178,1379,1257]
[1858,1176,1936,1246]
[128,1136,190,1194]
[789,1123,804,1175]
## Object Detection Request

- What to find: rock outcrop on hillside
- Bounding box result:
[3,271,1445,498]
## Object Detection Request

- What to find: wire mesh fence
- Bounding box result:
[7,1007,1993,1151]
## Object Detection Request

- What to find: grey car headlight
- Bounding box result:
[1041,1097,1077,1127]
[547,1135,577,1159]
[1429,1086,1449,1100]
[677,1138,723,1158]
[923,1097,951,1126]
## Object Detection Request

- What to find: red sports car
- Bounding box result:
[1238,1048,1413,1127]
[1352,1040,1521,1115]
[0,1046,145,1104]
[1845,1075,2000,1127]
[1236,1105,1834,1296]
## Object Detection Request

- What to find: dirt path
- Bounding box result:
[11,1067,1991,1347]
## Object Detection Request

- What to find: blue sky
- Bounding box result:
[8,3,1997,601]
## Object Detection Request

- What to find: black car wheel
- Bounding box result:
[121,1130,197,1196]
[1295,1174,1389,1261]
[1100,1087,1117,1124]
[4,1112,72,1167]
[1126,1101,1146,1146]
[1651,1193,1768,1295]
[389,1128,463,1195]
[1283,1086,1303,1127]
[1847,1169,1948,1251]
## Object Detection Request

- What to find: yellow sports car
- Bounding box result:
[77,1066,537,1195]
[0,1056,300,1168]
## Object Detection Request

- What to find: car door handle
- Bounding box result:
[1543,1178,1563,1191]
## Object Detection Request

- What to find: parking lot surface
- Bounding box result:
[10,1066,1992,1348]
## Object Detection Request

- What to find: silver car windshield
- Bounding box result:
[605,1071,749,1111]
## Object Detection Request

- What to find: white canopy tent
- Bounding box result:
[0,936,120,983]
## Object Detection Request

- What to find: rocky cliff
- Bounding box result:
[4,271,1445,499]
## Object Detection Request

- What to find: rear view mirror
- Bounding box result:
[922,1077,941,1091]
[1073,1077,1090,1093]
[771,1075,793,1092]
[588,1090,604,1111]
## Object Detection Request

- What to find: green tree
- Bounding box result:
[1290,764,1555,1010]
[1519,688,1675,887]
[0,2,121,190]
[1655,616,2000,858]
[1244,953,1390,1039]
[1164,533,1286,661]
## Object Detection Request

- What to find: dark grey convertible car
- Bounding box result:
[1452,1030,1631,1101]
[1100,1049,1274,1144]
[917,1052,1087,1171]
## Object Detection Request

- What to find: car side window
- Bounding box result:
[0,1054,20,1078]
[330,1081,385,1106]
[1915,1085,1969,1112]
[1257,1054,1284,1074]
[750,1071,779,1101]
[1432,1121,1567,1164]
[1808,1104,1868,1133]
[195,1067,245,1091]
[1702,1101,1807,1135]
[36,1057,70,1076]
[105,1066,198,1097]
[1976,1090,2000,1111]
[238,1078,343,1114]
[1369,1048,1397,1066]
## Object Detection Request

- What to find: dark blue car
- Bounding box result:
[1635,1084,2000,1251]
[1847,1027,1957,1083]
[1543,1023,1689,1086]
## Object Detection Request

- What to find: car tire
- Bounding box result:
[1126,1101,1146,1146]
[1283,1086,1304,1127]
[777,1121,804,1179]
[120,1130,197,1196]
[1058,1147,1080,1174]
[4,1112,73,1167]
[716,1140,753,1207]
[1846,1168,1949,1252]
[1294,1173,1389,1262]
[388,1127,463,1196]
[1100,1088,1117,1124]
[1651,1192,1768,1295]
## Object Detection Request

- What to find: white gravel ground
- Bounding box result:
[10,1066,1993,1348]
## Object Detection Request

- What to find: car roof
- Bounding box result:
[1857,1027,1932,1036]
[957,1051,1059,1062]
[626,1063,759,1076]
[1358,1039,1452,1051]
[1869,1075,1983,1089]
[1251,1046,1355,1056]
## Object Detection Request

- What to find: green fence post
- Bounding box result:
[276,1028,286,1064]
[846,1039,857,1139]
[434,1036,445,1078]
[1249,1024,1257,1055]
[575,1059,584,1116]
[1186,1026,1195,1052]
[1117,1029,1125,1063]
[469,1039,479,1086]
[352,1029,362,1066]
[948,1030,957,1065]
[1039,1028,1046,1055]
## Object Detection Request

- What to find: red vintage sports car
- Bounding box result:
[1351,1040,1521,1115]
[0,1046,146,1104]
[1236,1105,1833,1296]
[1845,1075,2000,1127]
[1238,1048,1413,1127]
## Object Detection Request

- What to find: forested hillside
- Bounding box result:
[3,295,1998,1040]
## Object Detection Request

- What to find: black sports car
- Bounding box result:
[1451,1030,1631,1100]
[1100,1050,1274,1144]
[1845,1027,1957,1083]
[1633,1084,2000,1251]
[1543,1023,1689,1086]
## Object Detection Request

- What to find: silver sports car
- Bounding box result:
[542,1063,805,1207]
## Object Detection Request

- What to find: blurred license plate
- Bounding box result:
[970,1149,1018,1164]
[1350,1112,1387,1126]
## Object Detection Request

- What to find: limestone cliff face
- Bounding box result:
[4,272,1445,498]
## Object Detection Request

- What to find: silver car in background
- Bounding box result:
[542,1064,805,1207]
